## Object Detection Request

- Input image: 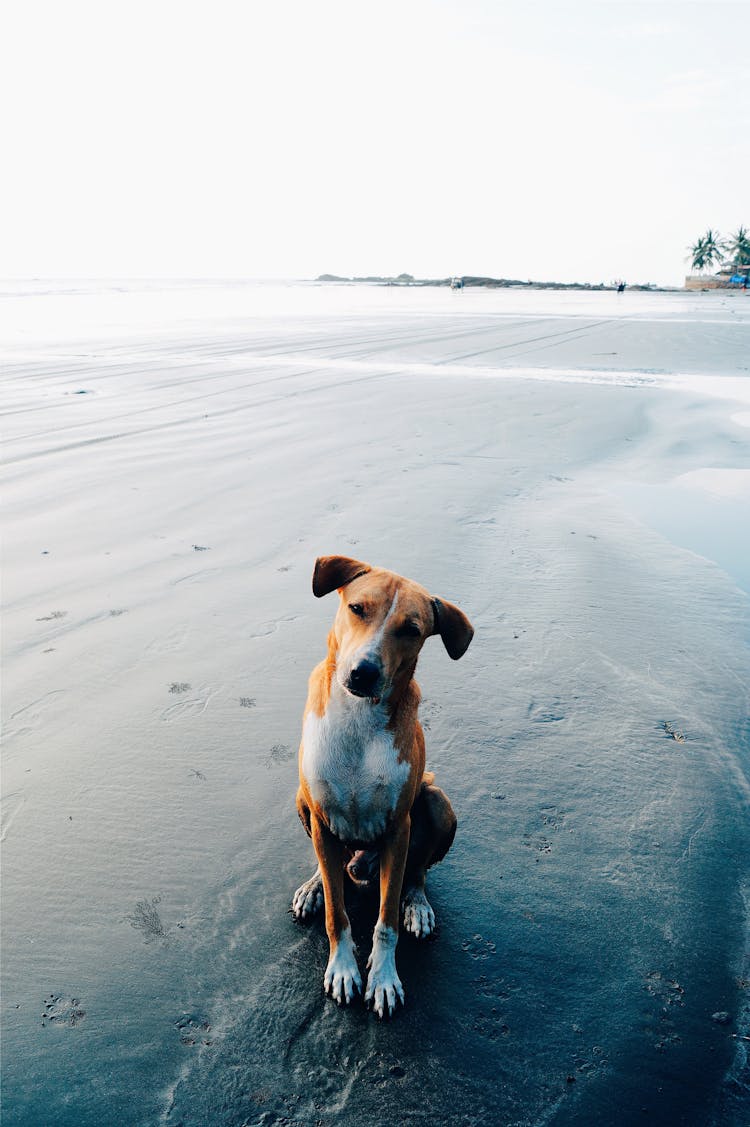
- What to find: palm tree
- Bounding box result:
[722,226,750,268]
[701,229,724,272]
[689,236,707,273]
[689,229,725,274]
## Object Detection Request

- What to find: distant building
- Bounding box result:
[685,266,750,290]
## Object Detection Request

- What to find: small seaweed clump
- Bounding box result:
[124,896,169,944]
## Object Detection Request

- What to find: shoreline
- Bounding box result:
[316,271,680,292]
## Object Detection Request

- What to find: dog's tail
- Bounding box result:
[421,771,435,787]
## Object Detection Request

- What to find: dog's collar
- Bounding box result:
[431,597,441,636]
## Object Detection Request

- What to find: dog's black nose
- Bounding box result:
[348,660,380,697]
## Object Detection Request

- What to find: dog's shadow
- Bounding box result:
[165,881,468,1125]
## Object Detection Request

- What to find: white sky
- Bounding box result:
[1,0,747,286]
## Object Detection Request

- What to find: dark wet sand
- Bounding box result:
[2,283,749,1125]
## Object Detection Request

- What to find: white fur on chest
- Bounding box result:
[301,689,410,843]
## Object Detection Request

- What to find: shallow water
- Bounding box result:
[2,282,749,1125]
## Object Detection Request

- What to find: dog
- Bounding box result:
[292,555,473,1017]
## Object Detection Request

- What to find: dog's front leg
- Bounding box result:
[365,815,409,1018]
[310,813,362,1005]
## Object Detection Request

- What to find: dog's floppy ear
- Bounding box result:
[312,555,371,598]
[431,597,474,660]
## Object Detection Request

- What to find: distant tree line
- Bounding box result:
[688,226,750,274]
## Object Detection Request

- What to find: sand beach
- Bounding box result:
[2,280,750,1125]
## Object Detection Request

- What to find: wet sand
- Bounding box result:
[2,282,750,1125]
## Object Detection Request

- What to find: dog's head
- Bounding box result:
[312,555,474,704]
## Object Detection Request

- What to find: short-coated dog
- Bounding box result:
[292,555,473,1016]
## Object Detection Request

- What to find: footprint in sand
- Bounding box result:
[163,686,215,723]
[421,700,443,731]
[521,806,571,858]
[539,804,568,832]
[526,698,567,723]
[464,973,512,1041]
[643,970,685,1052]
[523,833,553,855]
[267,744,294,768]
[472,1007,511,1042]
[462,934,497,961]
[41,995,86,1028]
[571,1043,610,1077]
[474,973,517,1002]
[175,1014,212,1046]
[644,970,685,1008]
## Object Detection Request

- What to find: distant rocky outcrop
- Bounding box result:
[316,272,415,284]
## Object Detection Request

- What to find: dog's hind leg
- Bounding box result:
[401,780,457,939]
[292,865,324,920]
[292,788,324,920]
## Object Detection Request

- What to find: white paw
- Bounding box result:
[324,928,362,1005]
[402,887,435,938]
[292,870,324,920]
[365,924,404,1018]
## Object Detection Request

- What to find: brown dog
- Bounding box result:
[292,555,473,1016]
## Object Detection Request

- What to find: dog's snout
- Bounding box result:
[348,659,381,697]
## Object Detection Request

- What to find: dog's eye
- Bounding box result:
[349,603,365,618]
[397,620,421,639]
